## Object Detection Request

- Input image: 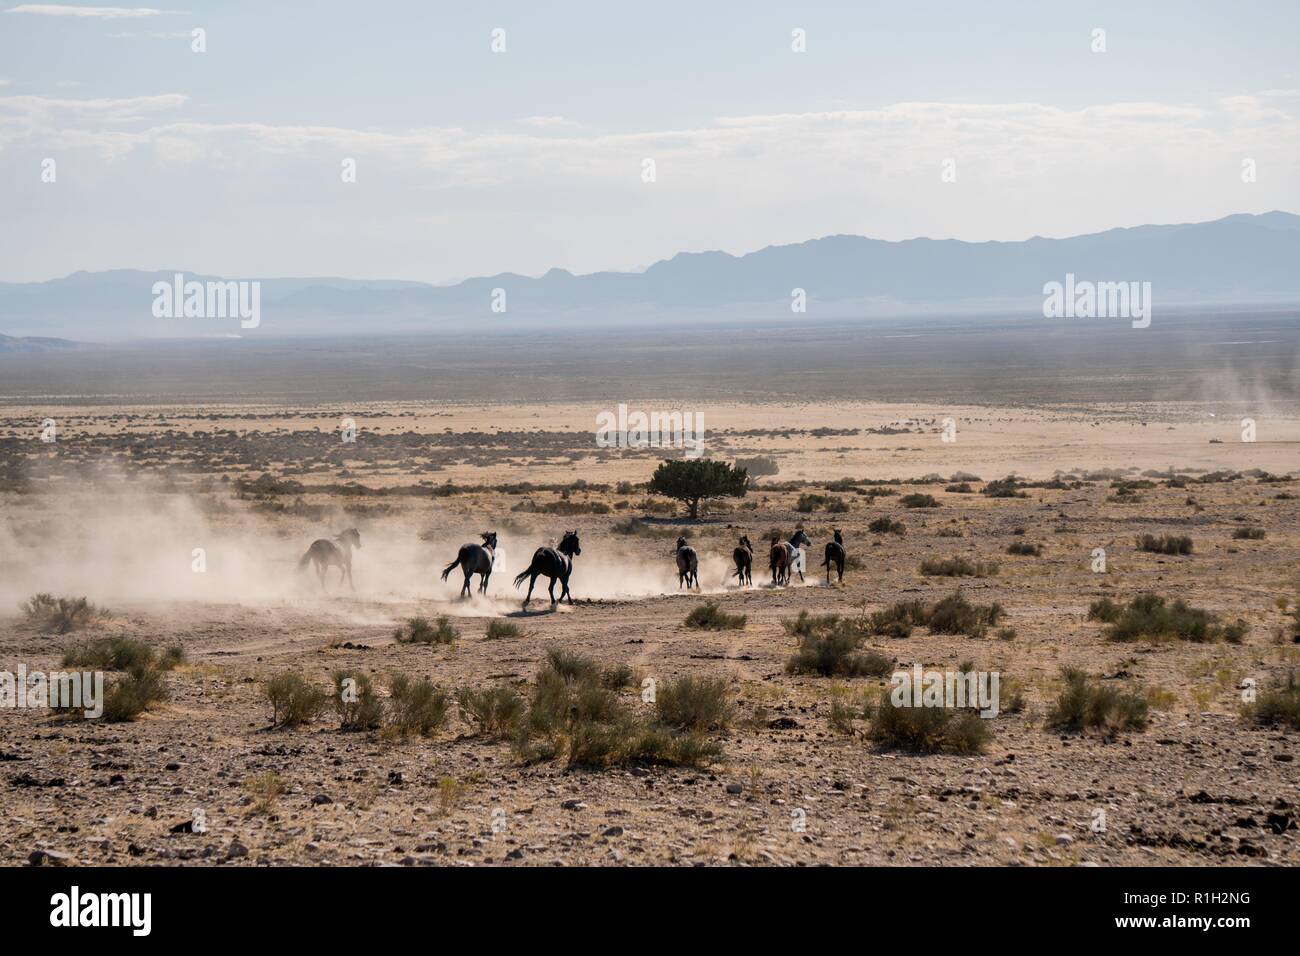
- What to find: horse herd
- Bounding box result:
[298,525,847,610]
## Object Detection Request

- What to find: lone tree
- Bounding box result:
[649,459,748,519]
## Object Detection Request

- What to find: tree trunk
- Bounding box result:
[687,497,700,519]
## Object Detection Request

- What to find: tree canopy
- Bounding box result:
[648,459,748,519]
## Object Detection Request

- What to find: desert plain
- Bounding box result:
[1,314,1298,867]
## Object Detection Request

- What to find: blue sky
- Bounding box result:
[2,1,1298,283]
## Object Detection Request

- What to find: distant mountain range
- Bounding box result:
[3,211,1298,340]
[0,332,82,352]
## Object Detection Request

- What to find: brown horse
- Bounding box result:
[730,535,753,586]
[675,536,699,589]
[822,529,846,584]
[298,528,361,591]
[440,531,498,598]
[769,529,811,586]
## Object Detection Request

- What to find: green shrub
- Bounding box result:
[1087,597,1122,623]
[387,674,451,736]
[1243,671,1300,730]
[264,672,329,727]
[157,644,185,671]
[901,493,938,509]
[1105,593,1247,643]
[1006,541,1043,557]
[1045,667,1149,736]
[102,669,169,723]
[485,619,522,640]
[544,647,601,683]
[782,612,894,678]
[458,685,527,738]
[332,671,384,731]
[867,600,928,638]
[63,637,156,672]
[866,592,1001,638]
[982,478,1028,499]
[920,555,999,577]
[1135,534,1193,555]
[685,602,746,631]
[654,675,733,731]
[926,592,1004,636]
[868,517,906,535]
[868,688,991,754]
[394,616,459,645]
[1232,527,1265,540]
[514,651,723,769]
[21,593,106,633]
[600,663,637,689]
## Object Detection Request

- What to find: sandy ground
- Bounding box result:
[1,400,1298,866]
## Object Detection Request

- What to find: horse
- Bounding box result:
[731,535,753,586]
[822,528,846,585]
[675,536,699,589]
[298,528,361,591]
[769,529,812,586]
[440,531,498,599]
[513,530,581,610]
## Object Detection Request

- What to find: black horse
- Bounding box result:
[769,529,812,586]
[822,528,846,585]
[675,536,699,589]
[440,531,498,599]
[514,530,581,610]
[731,535,753,586]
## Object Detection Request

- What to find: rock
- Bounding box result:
[725,783,743,795]
[28,849,72,867]
[505,848,525,860]
[1265,812,1295,835]
[311,794,333,805]
[226,841,249,859]
[1054,833,1074,845]
[602,826,624,838]
[561,799,586,811]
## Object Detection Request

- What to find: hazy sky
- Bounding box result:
[2,0,1298,283]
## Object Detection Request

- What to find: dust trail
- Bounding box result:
[0,480,756,617]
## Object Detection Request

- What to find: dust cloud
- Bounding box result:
[0,479,769,618]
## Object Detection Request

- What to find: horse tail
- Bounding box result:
[513,559,535,589]
[440,556,461,582]
[297,549,313,571]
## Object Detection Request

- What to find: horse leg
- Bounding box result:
[548,577,557,607]
[523,574,538,610]
[346,560,355,591]
[480,569,491,594]
[461,569,472,600]
[562,572,573,604]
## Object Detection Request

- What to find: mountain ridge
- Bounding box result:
[2,211,1298,339]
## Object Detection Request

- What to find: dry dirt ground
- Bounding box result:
[1,400,1297,867]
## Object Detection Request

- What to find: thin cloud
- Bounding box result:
[4,4,177,17]
[520,115,583,130]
